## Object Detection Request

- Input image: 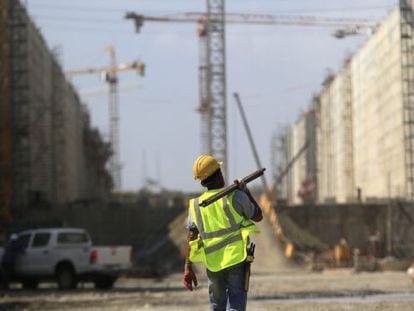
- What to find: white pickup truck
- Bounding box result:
[0,228,132,290]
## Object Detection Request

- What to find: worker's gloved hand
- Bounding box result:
[234,179,248,193]
[183,266,198,291]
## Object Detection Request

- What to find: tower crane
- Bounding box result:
[67,46,145,191]
[125,10,378,182]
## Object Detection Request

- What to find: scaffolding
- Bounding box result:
[0,0,13,228]
[8,0,30,216]
[0,0,114,224]
[400,0,414,200]
[50,52,66,203]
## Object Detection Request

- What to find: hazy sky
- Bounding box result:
[25,0,396,192]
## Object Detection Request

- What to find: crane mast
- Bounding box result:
[197,21,211,154]
[207,0,228,181]
[106,46,121,191]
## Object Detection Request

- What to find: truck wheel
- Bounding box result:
[22,278,39,289]
[94,276,116,290]
[56,265,77,290]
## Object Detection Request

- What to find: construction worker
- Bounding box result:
[183,154,263,311]
[1,234,21,289]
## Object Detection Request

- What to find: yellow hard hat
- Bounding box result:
[193,155,223,181]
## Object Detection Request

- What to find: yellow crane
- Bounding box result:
[67,46,145,191]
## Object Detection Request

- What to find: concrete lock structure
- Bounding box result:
[0,1,112,228]
[276,4,414,205]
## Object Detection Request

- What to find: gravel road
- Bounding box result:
[1,270,414,310]
[2,219,414,310]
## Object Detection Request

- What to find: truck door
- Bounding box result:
[14,233,32,274]
[28,232,53,275]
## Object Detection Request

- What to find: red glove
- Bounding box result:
[234,179,248,193]
[183,267,198,291]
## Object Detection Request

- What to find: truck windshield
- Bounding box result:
[57,232,89,244]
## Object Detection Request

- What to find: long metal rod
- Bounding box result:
[200,168,265,207]
[233,92,269,193]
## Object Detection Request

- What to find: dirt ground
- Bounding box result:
[1,270,414,310]
[2,219,414,310]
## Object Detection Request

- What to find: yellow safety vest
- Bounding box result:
[188,189,259,272]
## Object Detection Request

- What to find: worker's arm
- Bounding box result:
[241,185,263,222]
[183,228,198,291]
[234,180,263,222]
[246,191,263,222]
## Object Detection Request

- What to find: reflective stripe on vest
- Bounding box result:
[194,197,241,240]
[204,233,243,254]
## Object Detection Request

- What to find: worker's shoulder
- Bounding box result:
[188,194,201,201]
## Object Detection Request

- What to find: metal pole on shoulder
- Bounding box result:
[199,168,265,207]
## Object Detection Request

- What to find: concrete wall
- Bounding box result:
[284,200,414,258]
[316,79,336,202]
[292,116,307,205]
[28,21,54,202]
[289,111,318,204]
[285,127,294,204]
[284,203,386,252]
[274,6,409,204]
[15,198,187,274]
[305,109,318,202]
[6,1,112,214]
[351,8,404,201]
[316,65,354,203]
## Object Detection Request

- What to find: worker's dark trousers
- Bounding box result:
[206,262,247,311]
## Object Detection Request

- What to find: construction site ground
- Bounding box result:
[2,219,414,310]
[1,270,414,310]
